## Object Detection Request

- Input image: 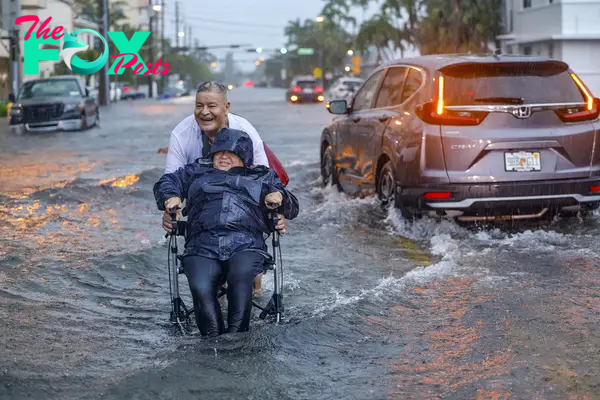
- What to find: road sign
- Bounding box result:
[297,48,315,55]
[313,67,322,79]
[352,55,361,75]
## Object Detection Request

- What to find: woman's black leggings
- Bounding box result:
[183,252,265,336]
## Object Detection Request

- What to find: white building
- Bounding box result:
[497,0,600,95]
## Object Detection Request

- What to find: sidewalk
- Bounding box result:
[0,118,9,135]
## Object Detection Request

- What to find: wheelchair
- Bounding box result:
[165,213,285,334]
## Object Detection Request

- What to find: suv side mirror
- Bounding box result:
[8,93,15,103]
[327,99,349,115]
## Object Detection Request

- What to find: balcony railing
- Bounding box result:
[22,0,47,9]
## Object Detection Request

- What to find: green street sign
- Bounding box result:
[297,48,315,55]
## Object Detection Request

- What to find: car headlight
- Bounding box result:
[64,103,83,112]
[10,105,21,115]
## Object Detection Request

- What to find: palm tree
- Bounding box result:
[355,13,409,63]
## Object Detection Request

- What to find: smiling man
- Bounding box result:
[165,82,269,175]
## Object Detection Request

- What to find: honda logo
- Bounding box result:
[512,106,532,119]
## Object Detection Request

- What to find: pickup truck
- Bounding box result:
[9,75,99,134]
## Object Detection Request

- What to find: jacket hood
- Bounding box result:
[209,128,254,166]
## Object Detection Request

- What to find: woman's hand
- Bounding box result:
[165,197,182,213]
[163,197,182,233]
[265,192,283,209]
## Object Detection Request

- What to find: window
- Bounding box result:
[374,67,407,108]
[523,0,531,8]
[351,69,384,111]
[440,62,588,106]
[18,79,82,100]
[548,42,554,58]
[401,68,423,102]
[523,45,532,55]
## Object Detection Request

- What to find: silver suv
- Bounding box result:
[321,54,600,221]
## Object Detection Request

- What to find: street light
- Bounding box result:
[280,47,287,54]
[177,31,185,37]
[256,47,263,53]
[347,49,354,56]
[316,16,325,23]
[152,4,161,12]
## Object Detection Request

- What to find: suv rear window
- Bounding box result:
[441,61,586,106]
[295,80,317,88]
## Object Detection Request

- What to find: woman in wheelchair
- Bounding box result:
[153,128,299,336]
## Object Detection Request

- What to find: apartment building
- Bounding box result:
[497,0,600,95]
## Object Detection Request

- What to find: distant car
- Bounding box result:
[87,83,121,102]
[119,82,146,100]
[328,77,364,101]
[286,76,324,103]
[10,75,99,133]
[321,54,600,221]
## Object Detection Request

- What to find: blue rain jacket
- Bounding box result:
[154,128,299,261]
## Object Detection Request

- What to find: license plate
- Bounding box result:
[303,88,313,93]
[504,151,541,172]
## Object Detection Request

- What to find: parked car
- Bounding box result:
[321,54,600,221]
[286,76,324,103]
[327,77,364,101]
[10,76,99,134]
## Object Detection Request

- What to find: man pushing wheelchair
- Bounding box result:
[154,128,299,336]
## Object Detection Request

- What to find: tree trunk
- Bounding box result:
[453,0,462,52]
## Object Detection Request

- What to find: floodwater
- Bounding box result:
[1,89,599,399]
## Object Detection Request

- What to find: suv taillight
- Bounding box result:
[555,73,599,122]
[291,86,301,93]
[416,102,489,126]
[554,102,600,122]
[416,75,488,126]
[315,86,323,93]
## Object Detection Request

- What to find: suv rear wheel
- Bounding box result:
[377,161,396,210]
[377,160,421,219]
[321,144,339,188]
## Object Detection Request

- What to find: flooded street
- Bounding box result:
[1,88,599,399]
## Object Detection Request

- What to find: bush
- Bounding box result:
[0,104,7,117]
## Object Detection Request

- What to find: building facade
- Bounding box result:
[497,0,600,95]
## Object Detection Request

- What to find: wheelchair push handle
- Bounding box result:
[163,212,178,238]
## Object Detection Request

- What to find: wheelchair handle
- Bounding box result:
[170,212,178,235]
[270,211,279,231]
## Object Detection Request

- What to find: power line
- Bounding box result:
[182,19,284,31]
[172,16,287,29]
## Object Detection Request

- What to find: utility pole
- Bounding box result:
[98,0,110,105]
[3,0,23,99]
[161,0,165,94]
[148,2,154,98]
[175,1,180,48]
[188,26,191,52]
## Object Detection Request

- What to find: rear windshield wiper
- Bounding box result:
[473,96,524,104]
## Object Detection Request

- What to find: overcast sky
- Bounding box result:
[160,0,381,72]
